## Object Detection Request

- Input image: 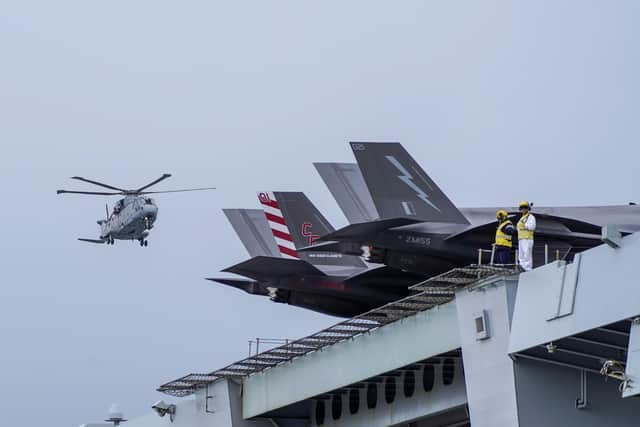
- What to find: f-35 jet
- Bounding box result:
[208,191,426,317]
[303,142,640,275]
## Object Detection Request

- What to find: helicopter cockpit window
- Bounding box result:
[144,198,153,205]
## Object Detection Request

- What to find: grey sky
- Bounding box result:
[1,1,638,425]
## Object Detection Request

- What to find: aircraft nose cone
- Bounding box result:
[143,205,158,219]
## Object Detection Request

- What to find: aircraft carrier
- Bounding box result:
[80,143,640,426]
[81,227,640,427]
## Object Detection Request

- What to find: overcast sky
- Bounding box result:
[1,1,639,425]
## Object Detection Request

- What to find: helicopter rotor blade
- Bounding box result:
[134,173,172,193]
[139,187,216,195]
[70,176,126,192]
[57,190,123,196]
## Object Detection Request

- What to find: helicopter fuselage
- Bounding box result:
[58,173,214,246]
[100,196,158,243]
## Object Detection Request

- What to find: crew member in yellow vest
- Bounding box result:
[494,210,515,264]
[517,201,536,271]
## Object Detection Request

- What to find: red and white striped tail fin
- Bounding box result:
[258,192,299,259]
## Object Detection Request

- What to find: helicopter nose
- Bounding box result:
[142,204,158,218]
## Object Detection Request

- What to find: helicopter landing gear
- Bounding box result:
[103,236,114,245]
[139,239,148,247]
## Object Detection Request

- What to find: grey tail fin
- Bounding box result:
[223,209,281,258]
[350,142,469,224]
[314,162,379,223]
[257,191,367,270]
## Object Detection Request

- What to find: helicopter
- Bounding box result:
[57,174,215,246]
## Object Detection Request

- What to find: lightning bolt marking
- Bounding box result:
[386,155,441,212]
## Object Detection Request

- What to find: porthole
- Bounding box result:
[366,383,378,409]
[443,358,456,386]
[384,377,397,403]
[422,365,435,392]
[403,371,416,397]
[348,388,360,414]
[315,400,325,425]
[331,395,342,420]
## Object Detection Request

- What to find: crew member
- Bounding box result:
[517,201,536,271]
[494,210,515,264]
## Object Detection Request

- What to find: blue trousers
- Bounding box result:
[495,246,512,264]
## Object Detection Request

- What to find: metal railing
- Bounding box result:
[248,338,292,356]
[477,244,564,267]
[158,264,521,397]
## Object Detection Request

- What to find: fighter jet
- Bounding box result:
[303,142,640,275]
[315,161,640,238]
[208,192,426,317]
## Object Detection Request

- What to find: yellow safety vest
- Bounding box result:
[518,213,534,240]
[495,220,513,248]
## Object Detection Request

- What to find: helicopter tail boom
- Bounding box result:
[78,238,107,244]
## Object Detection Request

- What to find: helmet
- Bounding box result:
[496,210,508,220]
[518,201,531,209]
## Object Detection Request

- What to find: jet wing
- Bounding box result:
[221,256,326,282]
[207,277,372,317]
[445,213,603,242]
[206,278,269,296]
[315,217,424,243]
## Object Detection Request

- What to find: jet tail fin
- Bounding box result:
[223,209,281,258]
[314,162,378,223]
[258,191,367,270]
[350,142,469,224]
